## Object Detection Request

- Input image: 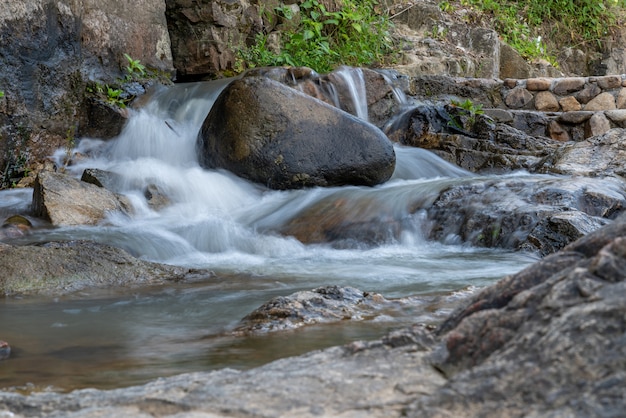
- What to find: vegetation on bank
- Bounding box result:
[238,0,626,73]
[237,0,395,74]
[442,0,626,65]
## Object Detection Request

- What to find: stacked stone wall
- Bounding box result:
[421,75,626,142]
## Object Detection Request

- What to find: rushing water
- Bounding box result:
[0,75,537,392]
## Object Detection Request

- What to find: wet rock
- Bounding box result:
[387,108,558,173]
[4,217,626,416]
[426,176,626,255]
[197,74,396,190]
[0,241,194,296]
[537,128,626,177]
[235,286,388,334]
[32,171,133,226]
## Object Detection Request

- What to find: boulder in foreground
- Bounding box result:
[197,75,396,190]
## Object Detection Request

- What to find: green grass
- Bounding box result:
[238,0,395,74]
[455,0,626,65]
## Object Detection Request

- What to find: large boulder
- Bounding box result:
[197,75,396,190]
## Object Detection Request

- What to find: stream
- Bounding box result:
[0,76,537,392]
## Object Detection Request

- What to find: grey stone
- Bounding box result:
[538,128,626,177]
[504,88,533,109]
[33,171,133,226]
[0,241,193,296]
[605,109,626,126]
[558,111,594,124]
[596,75,622,89]
[553,77,586,95]
[576,83,602,104]
[585,113,612,137]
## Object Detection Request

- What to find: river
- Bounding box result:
[0,76,537,392]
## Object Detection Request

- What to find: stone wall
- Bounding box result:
[410,74,626,142]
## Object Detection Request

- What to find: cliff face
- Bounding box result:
[0,0,173,188]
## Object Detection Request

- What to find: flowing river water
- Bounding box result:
[0,75,537,392]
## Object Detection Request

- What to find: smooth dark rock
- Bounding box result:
[197,75,396,190]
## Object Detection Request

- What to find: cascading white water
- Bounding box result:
[0,74,538,392]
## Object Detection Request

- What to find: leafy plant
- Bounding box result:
[124,53,146,79]
[448,98,484,131]
[238,0,395,73]
[0,90,4,99]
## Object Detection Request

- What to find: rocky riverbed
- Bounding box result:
[1,214,625,416]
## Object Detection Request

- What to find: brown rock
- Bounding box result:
[605,110,626,127]
[534,91,559,111]
[548,121,570,142]
[596,75,622,90]
[585,92,616,111]
[504,88,533,109]
[526,77,551,91]
[585,113,612,138]
[32,171,133,226]
[559,96,582,112]
[553,77,586,95]
[616,88,626,109]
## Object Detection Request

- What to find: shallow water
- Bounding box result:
[0,77,538,392]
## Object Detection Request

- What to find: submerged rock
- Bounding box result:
[235,286,387,334]
[197,74,396,190]
[0,241,194,296]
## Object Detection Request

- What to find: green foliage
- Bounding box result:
[87,82,127,108]
[448,98,484,130]
[0,90,4,99]
[239,0,395,73]
[124,53,146,79]
[455,0,626,64]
